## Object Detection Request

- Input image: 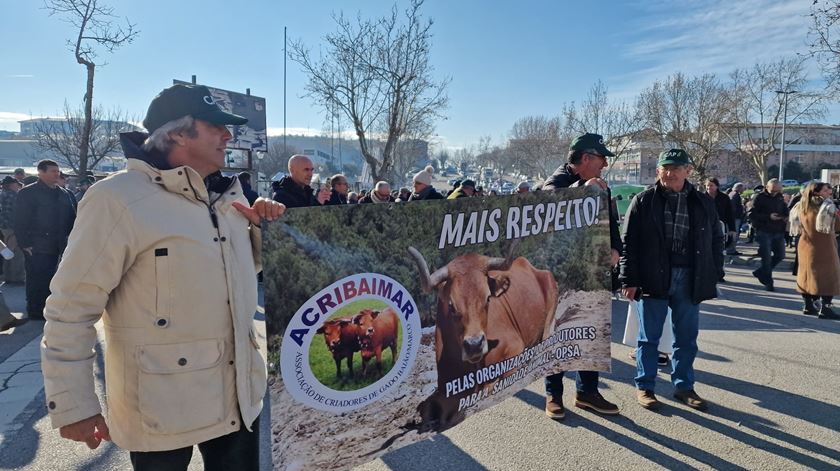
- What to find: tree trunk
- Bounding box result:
[79,63,95,175]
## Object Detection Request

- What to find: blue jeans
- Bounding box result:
[544,370,599,396]
[755,231,785,281]
[635,268,699,392]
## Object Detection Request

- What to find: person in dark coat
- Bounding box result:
[749,179,789,291]
[359,181,396,204]
[238,172,259,206]
[621,149,722,411]
[325,174,349,205]
[407,166,444,201]
[705,177,734,281]
[272,155,330,208]
[541,133,622,419]
[14,159,77,319]
[727,182,745,255]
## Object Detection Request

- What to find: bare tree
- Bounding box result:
[290,0,448,183]
[507,116,569,180]
[436,149,451,171]
[721,57,825,183]
[44,0,138,175]
[809,0,840,92]
[258,139,301,178]
[562,80,641,179]
[31,102,137,173]
[451,146,476,175]
[636,72,730,181]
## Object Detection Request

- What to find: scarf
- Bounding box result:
[370,191,391,203]
[816,197,837,234]
[663,185,690,255]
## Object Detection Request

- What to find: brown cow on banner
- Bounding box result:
[407,243,558,431]
[353,308,399,375]
[316,318,361,379]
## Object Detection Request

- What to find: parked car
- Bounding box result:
[781,179,800,187]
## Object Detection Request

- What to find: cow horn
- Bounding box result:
[486,239,521,272]
[407,247,448,292]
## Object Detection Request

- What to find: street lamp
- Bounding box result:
[775,89,798,183]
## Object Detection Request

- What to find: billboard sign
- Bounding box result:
[173,79,267,152]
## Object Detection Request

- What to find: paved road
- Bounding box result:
[2,244,839,470]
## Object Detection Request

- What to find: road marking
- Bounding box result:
[0,333,43,446]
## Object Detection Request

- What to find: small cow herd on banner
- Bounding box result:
[316,308,399,379]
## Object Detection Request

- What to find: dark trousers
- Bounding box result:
[129,416,260,471]
[755,231,785,282]
[544,370,599,397]
[24,252,59,318]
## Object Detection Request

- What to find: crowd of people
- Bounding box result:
[0,82,836,470]
[269,162,536,211]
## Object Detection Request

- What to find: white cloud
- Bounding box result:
[267,126,361,139]
[612,0,816,97]
[0,112,35,132]
[5,74,34,78]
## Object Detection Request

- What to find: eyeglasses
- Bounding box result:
[585,152,607,160]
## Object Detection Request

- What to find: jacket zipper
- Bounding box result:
[183,171,253,407]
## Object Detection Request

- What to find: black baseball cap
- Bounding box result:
[570,133,615,157]
[143,84,248,134]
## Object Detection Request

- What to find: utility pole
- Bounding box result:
[284,26,287,154]
[775,89,797,183]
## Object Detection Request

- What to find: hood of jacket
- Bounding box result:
[119,132,236,196]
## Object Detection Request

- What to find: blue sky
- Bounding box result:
[0,0,823,150]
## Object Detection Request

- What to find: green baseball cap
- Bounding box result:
[142,84,248,134]
[657,148,692,167]
[569,133,615,157]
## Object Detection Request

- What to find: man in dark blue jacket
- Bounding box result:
[14,159,77,320]
[620,149,722,411]
[238,172,259,206]
[541,133,622,419]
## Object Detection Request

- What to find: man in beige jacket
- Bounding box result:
[41,83,284,470]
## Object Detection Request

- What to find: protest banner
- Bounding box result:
[263,187,612,470]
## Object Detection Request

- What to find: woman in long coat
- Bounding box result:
[796,181,840,319]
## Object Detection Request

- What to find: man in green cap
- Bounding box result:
[41,83,285,470]
[620,149,722,411]
[541,133,622,419]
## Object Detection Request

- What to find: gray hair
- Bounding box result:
[375,181,390,192]
[766,178,780,187]
[732,182,745,192]
[142,115,197,153]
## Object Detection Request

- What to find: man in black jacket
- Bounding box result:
[272,155,330,208]
[727,182,745,255]
[749,179,788,291]
[620,149,722,411]
[325,174,349,205]
[705,177,734,281]
[14,159,77,320]
[541,133,622,419]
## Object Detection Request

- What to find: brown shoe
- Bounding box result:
[674,389,708,411]
[545,396,565,420]
[636,389,660,409]
[575,391,620,415]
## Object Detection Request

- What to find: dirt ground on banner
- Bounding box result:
[270,289,611,471]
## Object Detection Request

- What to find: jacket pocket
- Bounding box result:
[137,339,225,435]
[154,249,171,319]
[248,328,267,407]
